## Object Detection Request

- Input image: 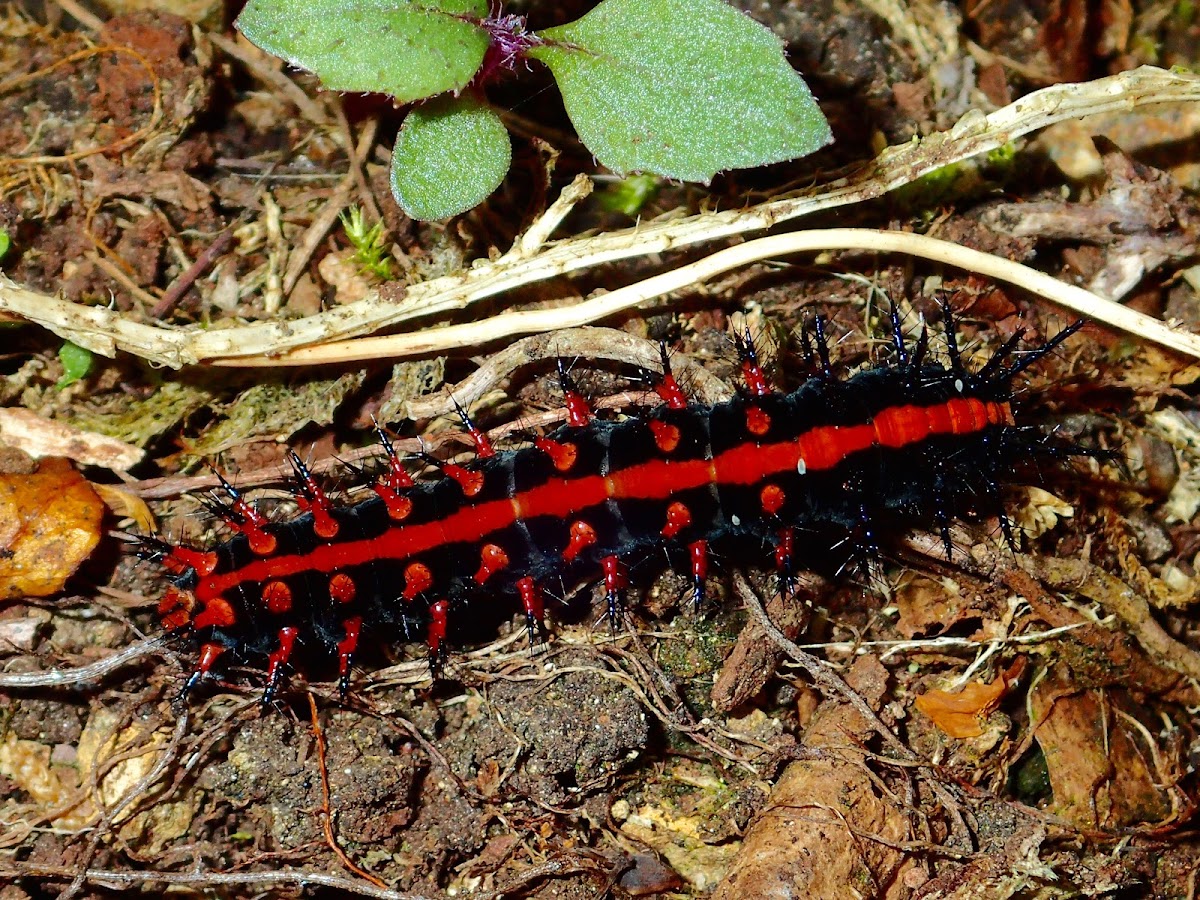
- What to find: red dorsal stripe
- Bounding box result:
[194,399,1009,601]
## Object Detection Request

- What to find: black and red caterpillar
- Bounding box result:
[140,304,1093,702]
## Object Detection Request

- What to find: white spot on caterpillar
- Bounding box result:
[797,458,808,475]
[954,378,964,393]
[731,515,741,526]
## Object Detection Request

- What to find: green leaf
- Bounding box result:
[0,230,10,262]
[236,0,490,103]
[530,0,832,183]
[56,341,94,390]
[391,95,511,220]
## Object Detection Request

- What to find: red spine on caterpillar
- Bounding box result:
[209,469,277,556]
[557,358,593,427]
[336,615,362,697]
[160,546,218,577]
[533,435,577,471]
[516,576,545,644]
[454,397,496,458]
[601,554,627,627]
[474,544,509,584]
[181,642,225,698]
[287,451,339,539]
[652,342,689,410]
[427,455,485,497]
[734,328,772,398]
[263,626,298,704]
[371,425,414,521]
[427,600,450,674]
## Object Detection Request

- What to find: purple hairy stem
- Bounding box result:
[471,11,542,87]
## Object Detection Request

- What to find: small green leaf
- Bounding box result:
[391,95,511,220]
[530,0,832,183]
[236,0,490,103]
[0,230,10,262]
[56,341,94,389]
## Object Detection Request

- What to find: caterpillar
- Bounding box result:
[139,302,1094,702]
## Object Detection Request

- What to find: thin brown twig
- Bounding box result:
[207,32,332,128]
[152,229,234,319]
[402,326,733,420]
[86,251,161,308]
[486,850,616,900]
[1013,554,1200,681]
[335,102,382,223]
[734,573,914,761]
[372,705,489,805]
[307,693,389,888]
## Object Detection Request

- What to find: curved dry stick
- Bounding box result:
[1015,553,1200,682]
[124,328,728,499]
[252,229,1200,365]
[0,637,164,688]
[403,327,733,419]
[731,572,975,848]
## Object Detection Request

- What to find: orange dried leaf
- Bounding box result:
[0,458,105,599]
[915,677,1010,739]
[93,482,156,533]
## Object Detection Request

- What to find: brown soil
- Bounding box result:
[3,1,1200,898]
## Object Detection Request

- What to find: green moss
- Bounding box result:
[1008,745,1051,805]
[340,206,394,279]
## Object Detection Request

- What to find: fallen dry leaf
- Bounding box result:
[0,457,105,599]
[1031,669,1173,830]
[915,674,1012,739]
[76,707,198,853]
[0,732,86,829]
[93,482,155,533]
[715,657,923,900]
[894,574,986,639]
